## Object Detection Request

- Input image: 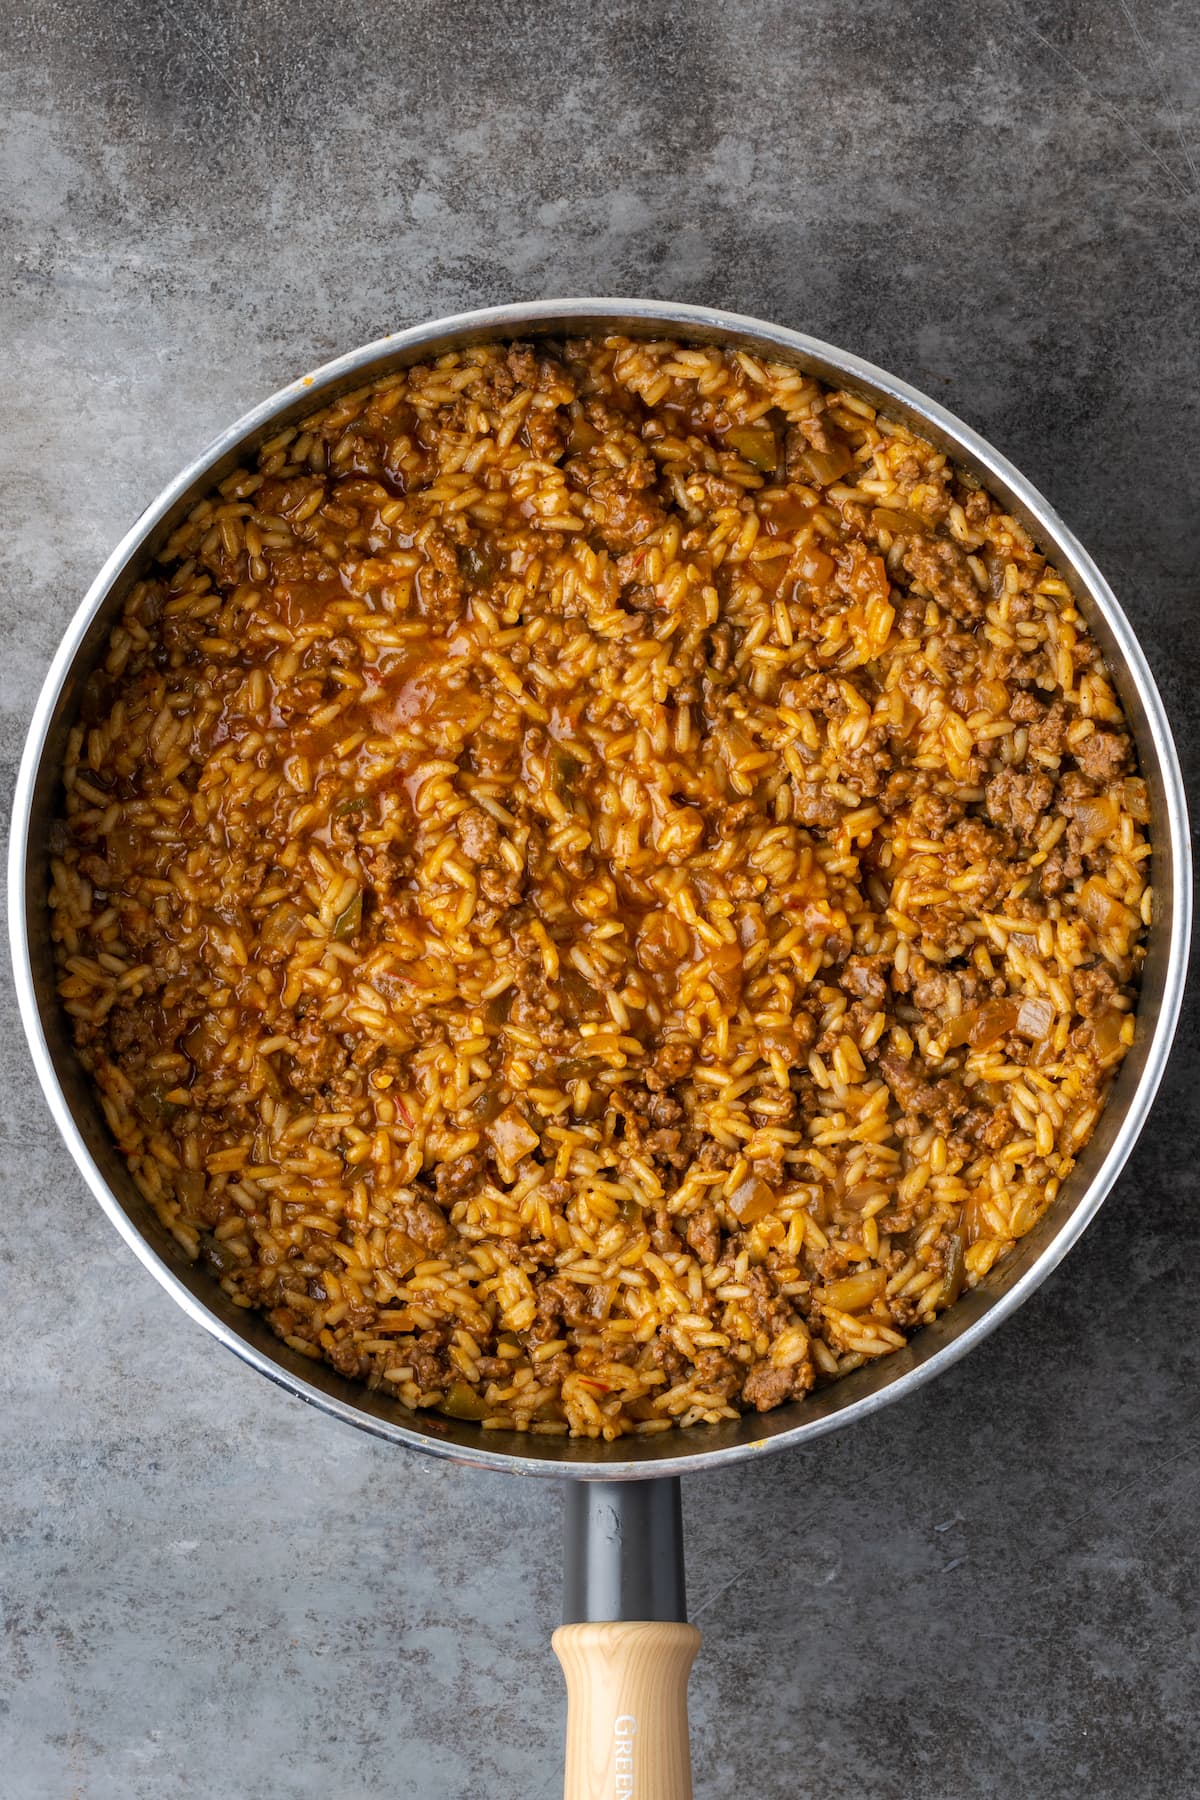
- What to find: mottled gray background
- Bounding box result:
[2,1,1198,1795]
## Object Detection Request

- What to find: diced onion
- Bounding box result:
[728,1175,776,1224]
[822,1268,886,1312]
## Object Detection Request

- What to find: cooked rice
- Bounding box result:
[49,335,1151,1439]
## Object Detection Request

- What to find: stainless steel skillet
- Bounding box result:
[10,299,1190,1798]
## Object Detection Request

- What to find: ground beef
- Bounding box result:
[1074,729,1130,782]
[650,1208,683,1255]
[911,971,953,1013]
[455,805,501,862]
[506,342,539,390]
[902,537,984,621]
[742,1267,792,1339]
[329,1338,366,1378]
[696,1139,735,1174]
[741,1364,793,1410]
[479,860,525,908]
[434,1151,486,1205]
[1008,690,1043,724]
[646,1091,685,1128]
[948,816,1013,867]
[583,461,666,553]
[398,1196,450,1250]
[1073,963,1121,1017]
[691,1349,743,1399]
[645,1127,690,1173]
[797,410,842,454]
[288,1021,351,1092]
[938,815,1017,906]
[526,407,567,461]
[907,788,965,837]
[685,1206,721,1266]
[791,780,842,827]
[878,1050,921,1110]
[534,1279,566,1325]
[647,1039,695,1088]
[1037,845,1082,897]
[985,768,1055,841]
[955,1104,1015,1153]
[962,486,990,526]
[410,1342,449,1391]
[841,953,889,1005]
[879,1053,972,1135]
[651,1337,689,1383]
[1029,700,1071,756]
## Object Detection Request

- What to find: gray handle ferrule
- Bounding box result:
[562,1478,687,1625]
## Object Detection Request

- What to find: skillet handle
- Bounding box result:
[554,1478,698,1800]
[553,1620,700,1800]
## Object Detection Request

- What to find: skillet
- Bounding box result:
[10,298,1190,1798]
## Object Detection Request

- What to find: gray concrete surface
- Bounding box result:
[2,2,1199,1794]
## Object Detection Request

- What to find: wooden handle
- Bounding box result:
[552,1620,701,1800]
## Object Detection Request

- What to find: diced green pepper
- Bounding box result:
[440,1380,491,1421]
[332,890,362,940]
[726,424,779,472]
